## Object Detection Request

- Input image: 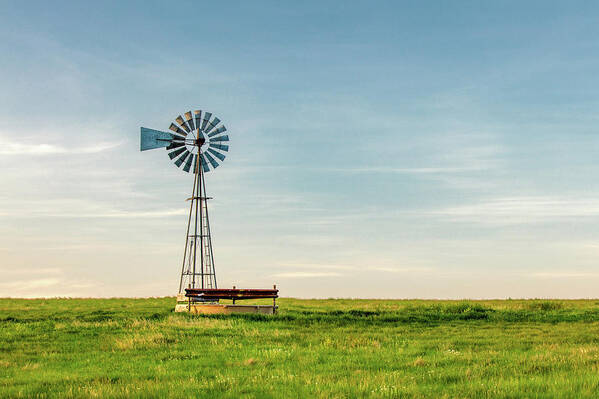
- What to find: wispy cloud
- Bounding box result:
[368,266,436,273]
[273,263,436,278]
[531,271,599,278]
[0,278,62,290]
[0,207,187,219]
[278,262,357,270]
[0,197,186,219]
[433,196,599,225]
[0,140,123,155]
[44,208,187,219]
[2,267,63,275]
[0,267,99,298]
[321,166,490,174]
[271,271,342,278]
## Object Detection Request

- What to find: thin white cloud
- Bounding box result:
[272,271,342,278]
[532,272,599,278]
[0,140,123,155]
[368,266,436,273]
[321,166,490,174]
[0,278,61,290]
[278,262,357,270]
[433,196,599,225]
[0,271,100,298]
[0,209,187,218]
[1,267,63,275]
[0,196,187,218]
[275,263,436,275]
[37,208,188,219]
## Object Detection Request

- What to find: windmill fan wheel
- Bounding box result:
[140,110,229,173]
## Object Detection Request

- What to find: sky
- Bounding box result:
[1,1,599,299]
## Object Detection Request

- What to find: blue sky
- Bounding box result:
[1,1,599,298]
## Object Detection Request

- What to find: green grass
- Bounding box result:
[2,298,599,398]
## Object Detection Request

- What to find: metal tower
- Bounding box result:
[179,159,217,292]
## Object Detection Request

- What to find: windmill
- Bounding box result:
[141,110,227,295]
[140,109,278,314]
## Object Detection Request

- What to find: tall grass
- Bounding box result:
[1,298,599,398]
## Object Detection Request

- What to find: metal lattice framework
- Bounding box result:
[140,110,229,294]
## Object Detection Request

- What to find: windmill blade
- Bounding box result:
[175,116,191,133]
[183,153,194,172]
[210,135,229,143]
[207,125,226,137]
[208,148,226,161]
[168,147,187,160]
[166,141,185,150]
[174,150,190,167]
[140,127,176,151]
[204,151,219,169]
[201,112,212,131]
[209,143,229,152]
[169,123,187,138]
[185,111,195,131]
[194,110,202,133]
[204,116,221,134]
[200,153,210,172]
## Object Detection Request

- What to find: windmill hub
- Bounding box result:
[186,133,207,154]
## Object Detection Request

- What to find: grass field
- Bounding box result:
[2,297,599,398]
